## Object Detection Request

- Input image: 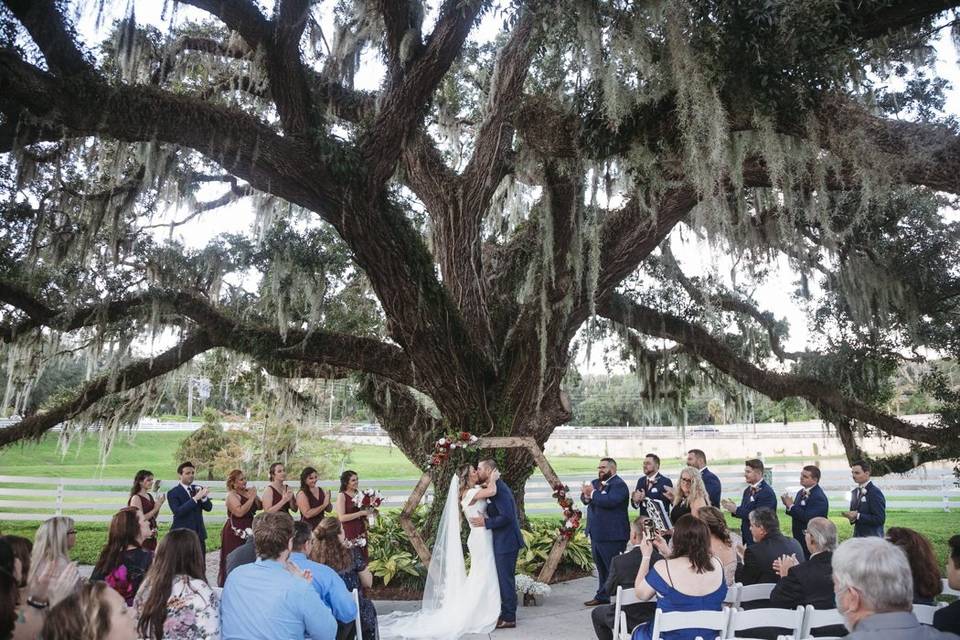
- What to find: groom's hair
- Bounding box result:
[479,459,498,472]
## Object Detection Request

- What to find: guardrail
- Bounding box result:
[0,468,955,523]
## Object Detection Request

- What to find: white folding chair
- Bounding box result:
[612,585,657,640]
[796,605,845,639]
[650,607,732,640]
[736,583,776,607]
[724,583,743,608]
[942,578,960,598]
[351,588,363,640]
[913,602,946,625]
[724,607,804,639]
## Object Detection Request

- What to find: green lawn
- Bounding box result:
[0,431,850,480]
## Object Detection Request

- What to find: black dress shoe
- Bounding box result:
[495,619,516,629]
[583,599,607,606]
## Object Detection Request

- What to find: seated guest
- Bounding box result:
[288,521,357,624]
[697,506,739,585]
[735,507,803,586]
[934,534,960,634]
[90,507,154,606]
[3,536,32,594]
[770,517,838,611]
[4,537,80,640]
[311,517,378,640]
[631,515,727,640]
[221,512,336,640]
[40,581,137,640]
[886,527,942,604]
[28,517,81,592]
[591,517,665,640]
[225,535,256,579]
[134,529,219,640]
[833,537,956,639]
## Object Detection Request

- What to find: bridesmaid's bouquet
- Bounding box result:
[353,489,383,525]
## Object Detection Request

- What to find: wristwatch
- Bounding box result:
[27,596,49,610]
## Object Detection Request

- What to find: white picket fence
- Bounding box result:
[0,468,956,524]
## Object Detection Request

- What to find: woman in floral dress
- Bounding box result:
[219,469,260,587]
[135,528,220,640]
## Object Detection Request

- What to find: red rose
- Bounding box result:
[460,431,471,441]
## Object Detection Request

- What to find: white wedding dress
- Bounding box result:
[378,476,501,639]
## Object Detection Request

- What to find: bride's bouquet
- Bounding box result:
[353,488,383,525]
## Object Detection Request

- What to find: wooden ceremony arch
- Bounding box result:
[398,436,573,584]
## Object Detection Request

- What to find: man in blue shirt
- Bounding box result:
[288,521,357,624]
[221,512,337,640]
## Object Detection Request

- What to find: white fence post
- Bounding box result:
[55,479,64,516]
[943,475,951,513]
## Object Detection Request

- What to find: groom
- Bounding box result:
[469,459,524,630]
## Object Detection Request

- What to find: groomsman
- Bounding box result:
[781,465,829,558]
[631,453,673,519]
[721,458,776,546]
[581,458,630,607]
[168,461,213,555]
[842,459,886,537]
[687,448,722,507]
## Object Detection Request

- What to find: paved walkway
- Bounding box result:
[375,575,599,640]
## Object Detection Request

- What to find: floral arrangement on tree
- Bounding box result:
[427,431,480,467]
[552,482,582,539]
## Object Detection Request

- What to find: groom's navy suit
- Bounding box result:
[582,474,630,603]
[167,483,213,555]
[484,478,524,623]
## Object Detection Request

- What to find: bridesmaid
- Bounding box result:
[219,469,260,587]
[128,469,165,552]
[295,466,332,530]
[335,469,374,561]
[261,462,298,516]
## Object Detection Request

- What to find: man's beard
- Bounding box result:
[599,471,611,481]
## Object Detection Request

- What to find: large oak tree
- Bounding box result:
[2,0,960,515]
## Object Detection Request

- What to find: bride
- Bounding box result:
[378,463,502,639]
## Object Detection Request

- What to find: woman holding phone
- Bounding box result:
[128,470,165,551]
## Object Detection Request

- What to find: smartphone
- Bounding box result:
[152,479,162,492]
[643,519,656,541]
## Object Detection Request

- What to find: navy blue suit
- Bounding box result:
[700,467,722,508]
[732,481,777,546]
[582,475,630,603]
[850,481,885,537]
[484,478,524,622]
[631,473,673,520]
[168,484,213,554]
[786,484,829,558]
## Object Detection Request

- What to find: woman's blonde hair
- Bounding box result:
[674,466,707,508]
[456,464,474,500]
[28,516,74,584]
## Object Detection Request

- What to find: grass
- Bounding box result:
[0,431,850,480]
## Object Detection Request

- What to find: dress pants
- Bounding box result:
[591,539,627,602]
[495,549,520,622]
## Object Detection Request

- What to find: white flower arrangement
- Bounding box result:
[345,536,367,549]
[514,574,551,596]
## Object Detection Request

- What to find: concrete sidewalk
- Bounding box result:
[375,575,599,640]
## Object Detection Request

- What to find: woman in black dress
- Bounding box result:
[311,517,378,640]
[669,466,709,526]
